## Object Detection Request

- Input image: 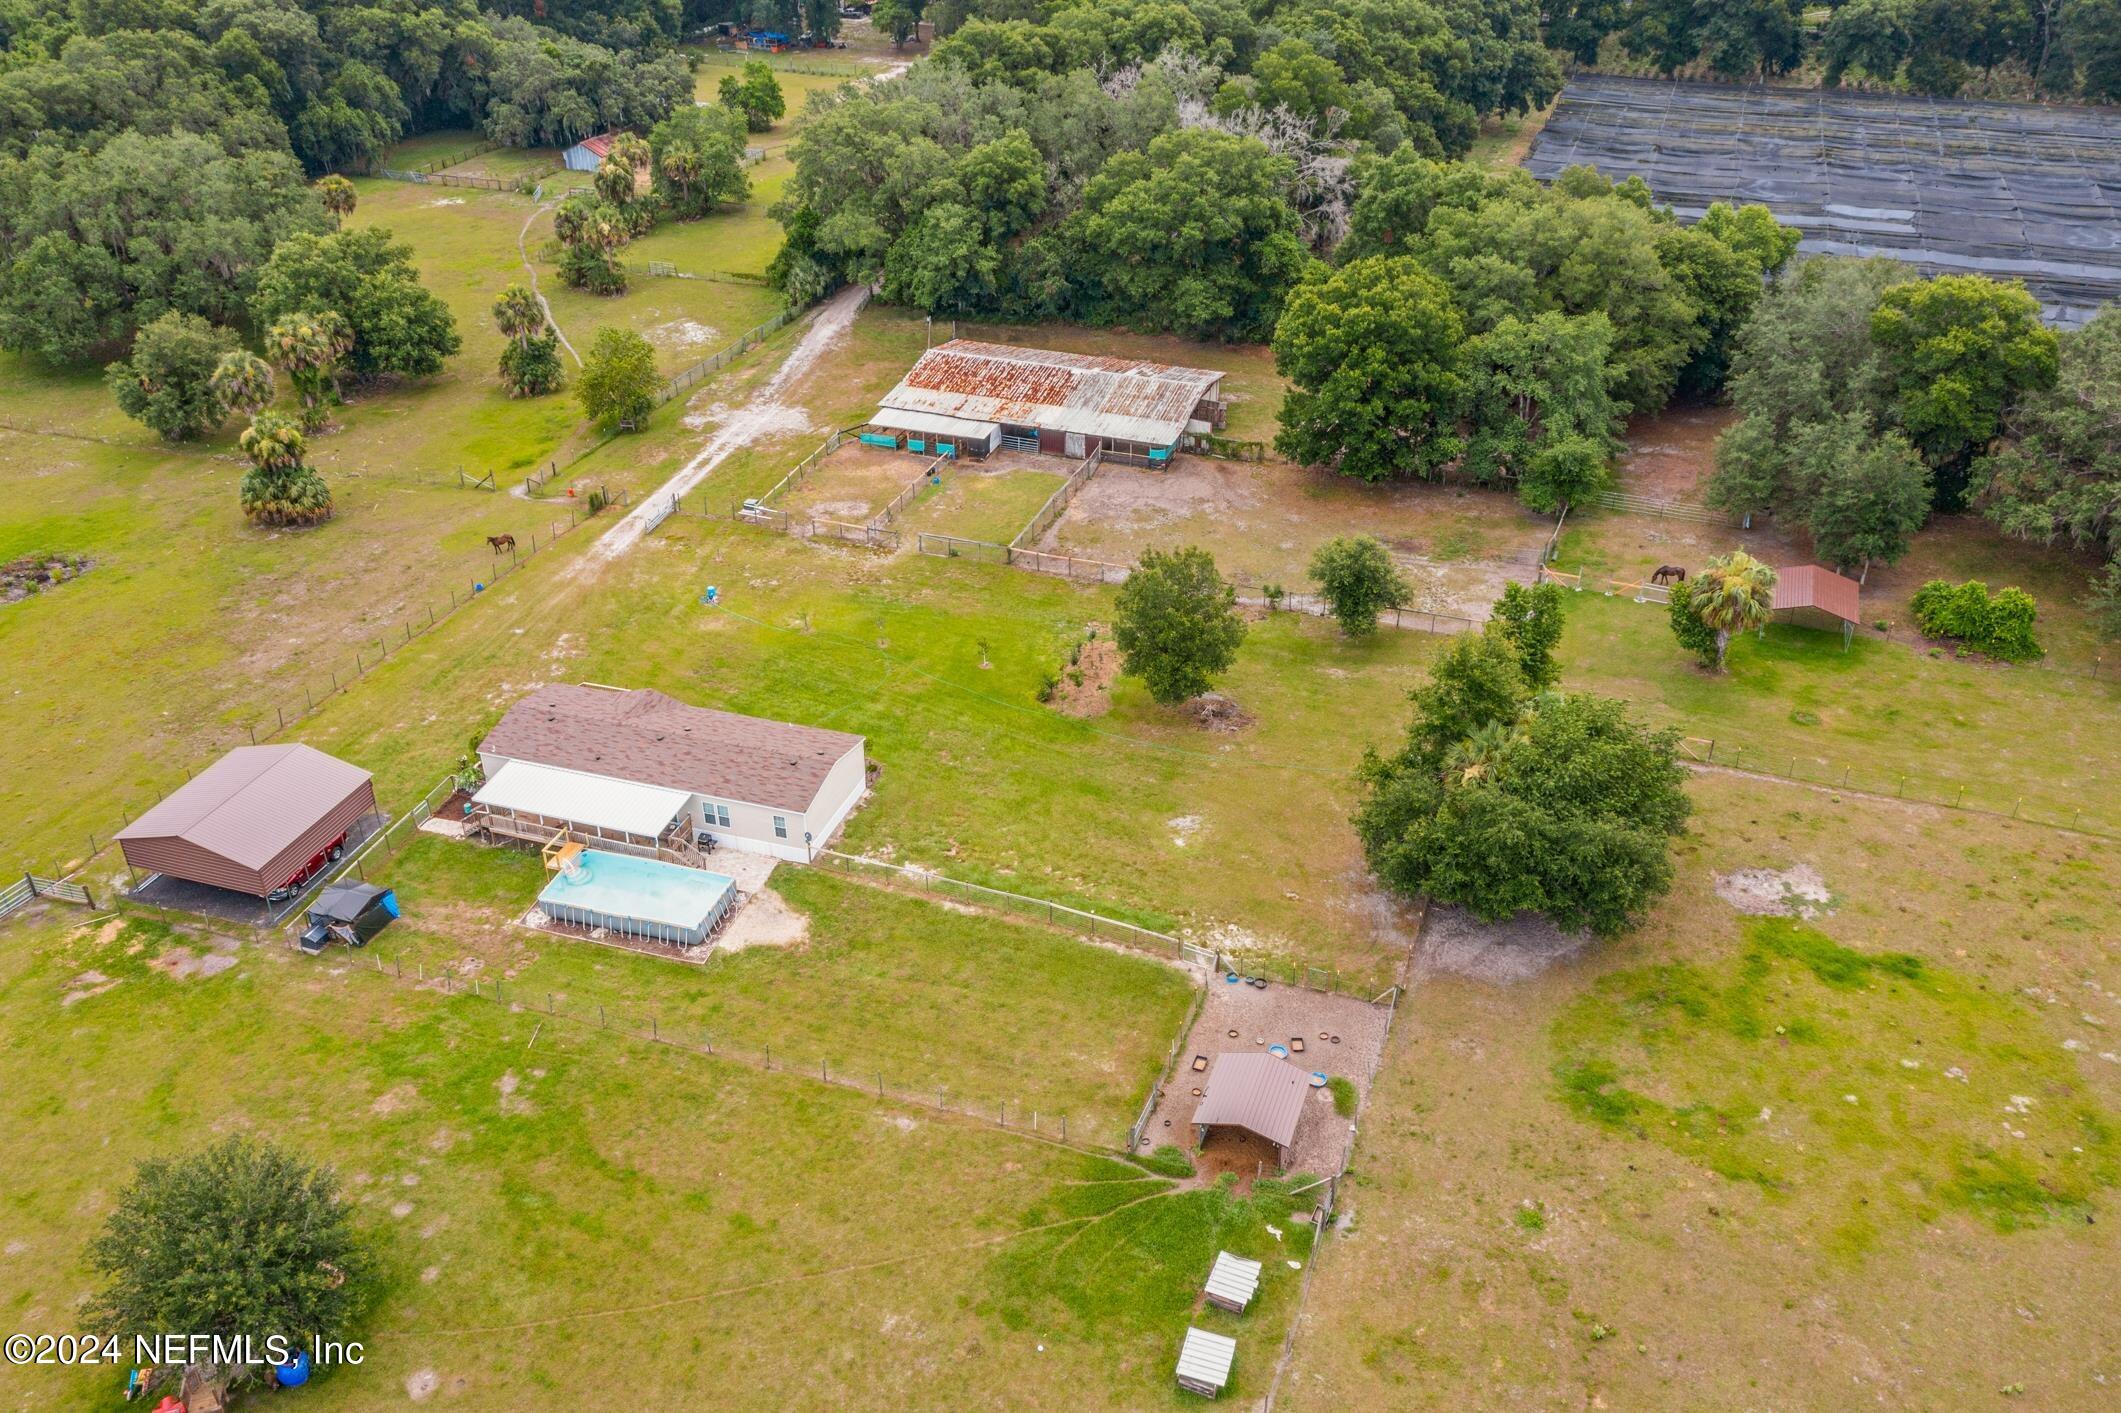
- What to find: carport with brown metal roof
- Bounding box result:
[117,745,379,914]
[1772,564,1862,645]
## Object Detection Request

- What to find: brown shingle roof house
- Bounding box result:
[475,685,868,862]
[116,744,377,896]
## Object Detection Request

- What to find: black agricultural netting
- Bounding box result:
[1523,76,2121,327]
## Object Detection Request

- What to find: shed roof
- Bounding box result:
[1772,564,1862,626]
[116,745,373,871]
[1177,1327,1237,1392]
[1203,1251,1263,1311]
[877,340,1223,447]
[1193,1052,1311,1150]
[479,685,864,815]
[572,132,617,157]
[868,407,1002,443]
[474,760,692,838]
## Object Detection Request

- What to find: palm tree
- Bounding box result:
[315,175,357,230]
[492,284,545,346]
[238,412,333,526]
[1444,718,1524,784]
[264,311,352,430]
[595,134,651,206]
[660,147,701,211]
[210,350,276,421]
[1691,551,1778,671]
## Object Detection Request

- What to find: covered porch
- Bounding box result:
[468,762,701,865]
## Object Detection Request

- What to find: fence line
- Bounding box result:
[869,453,948,533]
[1012,447,1103,549]
[657,299,810,406]
[0,874,96,923]
[641,260,773,286]
[1178,431,1267,462]
[1129,982,1212,1152]
[373,137,500,177]
[1590,489,1735,525]
[1677,736,2120,839]
[6,501,614,884]
[1540,503,1570,563]
[377,167,549,194]
[816,850,1183,957]
[348,943,1129,1149]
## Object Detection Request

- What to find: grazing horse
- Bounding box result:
[487,534,516,554]
[1651,564,1687,585]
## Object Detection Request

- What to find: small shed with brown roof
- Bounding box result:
[1193,1052,1313,1168]
[1772,563,1863,638]
[116,745,377,897]
[475,684,867,863]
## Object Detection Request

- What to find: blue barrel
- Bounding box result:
[275,1349,312,1386]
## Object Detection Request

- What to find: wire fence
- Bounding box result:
[869,453,949,533]
[0,874,97,924]
[1679,736,2121,839]
[816,849,1185,957]
[656,289,835,406]
[347,942,1134,1149]
[1589,488,1736,525]
[373,137,500,177]
[1012,447,1104,549]
[641,260,774,286]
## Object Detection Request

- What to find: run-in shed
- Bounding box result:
[1772,563,1862,642]
[1193,1052,1312,1168]
[117,745,376,898]
[1202,1251,1263,1313]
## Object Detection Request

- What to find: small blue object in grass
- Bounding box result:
[702,584,719,605]
[1310,1071,1328,1087]
[274,1349,311,1386]
[1269,1044,1289,1058]
[1225,972,1241,984]
[473,582,485,593]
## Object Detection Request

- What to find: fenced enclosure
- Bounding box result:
[373,137,499,177]
[1012,447,1103,549]
[735,502,899,550]
[642,260,773,286]
[1539,565,1672,603]
[1179,432,1268,462]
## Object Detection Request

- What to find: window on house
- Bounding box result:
[703,802,731,828]
[772,815,788,839]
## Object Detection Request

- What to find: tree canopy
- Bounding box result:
[252,227,459,379]
[577,325,658,431]
[83,1138,365,1383]
[1112,546,1247,704]
[1308,534,1412,636]
[104,311,237,441]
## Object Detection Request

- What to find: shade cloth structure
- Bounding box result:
[1193,1052,1312,1163]
[1176,1327,1237,1397]
[1771,564,1862,633]
[1523,75,2121,327]
[473,761,690,838]
[877,339,1224,447]
[116,745,376,896]
[1202,1251,1263,1313]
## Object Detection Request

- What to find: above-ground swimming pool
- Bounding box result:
[537,850,736,948]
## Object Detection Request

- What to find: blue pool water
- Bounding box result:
[538,850,735,944]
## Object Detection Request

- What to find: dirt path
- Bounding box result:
[517,204,581,369]
[579,282,870,567]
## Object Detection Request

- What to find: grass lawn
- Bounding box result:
[901,463,1069,545]
[0,903,1283,1409]
[1281,771,2121,1407]
[364,837,1195,1148]
[1553,589,2121,832]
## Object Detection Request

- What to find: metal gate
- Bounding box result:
[1181,941,1218,971]
[1000,428,1039,453]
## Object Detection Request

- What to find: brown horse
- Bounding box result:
[487,534,516,554]
[1651,564,1687,585]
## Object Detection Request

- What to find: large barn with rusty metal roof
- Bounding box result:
[866,340,1227,465]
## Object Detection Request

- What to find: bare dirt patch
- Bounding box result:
[1615,405,1741,500]
[3,552,91,605]
[1416,905,1592,984]
[715,887,810,953]
[1715,863,1833,918]
[1049,633,1118,717]
[1182,692,1254,733]
[61,970,117,1007]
